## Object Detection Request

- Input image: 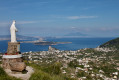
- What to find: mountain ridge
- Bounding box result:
[99,37,119,49]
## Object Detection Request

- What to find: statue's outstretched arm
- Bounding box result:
[15,27,18,32]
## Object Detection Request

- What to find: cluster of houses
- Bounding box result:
[16,46,119,80]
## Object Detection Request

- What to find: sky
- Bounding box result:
[0,0,119,37]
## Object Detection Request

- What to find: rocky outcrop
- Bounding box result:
[48,46,58,52]
[2,57,26,71]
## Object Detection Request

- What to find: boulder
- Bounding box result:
[2,58,23,69]
[10,62,26,71]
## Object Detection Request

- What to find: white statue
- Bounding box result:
[10,20,18,42]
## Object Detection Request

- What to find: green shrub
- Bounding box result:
[42,62,61,75]
[64,76,77,80]
[51,75,65,80]
[0,67,6,76]
[29,63,78,80]
[77,70,85,77]
[68,60,79,68]
[29,70,52,80]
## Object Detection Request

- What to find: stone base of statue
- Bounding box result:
[2,54,26,71]
[7,42,20,55]
[2,42,26,72]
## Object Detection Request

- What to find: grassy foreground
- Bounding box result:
[28,62,77,80]
[0,62,77,80]
[0,66,21,80]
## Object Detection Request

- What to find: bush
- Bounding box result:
[77,70,85,77]
[64,76,77,80]
[68,60,79,68]
[29,70,52,80]
[29,63,77,80]
[42,62,61,75]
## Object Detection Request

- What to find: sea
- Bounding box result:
[0,37,115,53]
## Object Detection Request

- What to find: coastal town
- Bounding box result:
[20,46,119,80]
[0,0,119,80]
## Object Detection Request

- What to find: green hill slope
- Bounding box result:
[99,37,119,49]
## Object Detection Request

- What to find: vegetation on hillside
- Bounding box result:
[28,62,77,80]
[100,37,119,49]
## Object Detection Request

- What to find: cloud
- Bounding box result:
[67,16,98,20]
[0,20,54,27]
[51,15,98,20]
[17,20,54,24]
[71,27,76,29]
[17,21,37,24]
[0,22,10,27]
[70,27,119,33]
[67,16,80,20]
[0,22,9,25]
[0,21,37,27]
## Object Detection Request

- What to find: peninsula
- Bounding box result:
[21,40,72,45]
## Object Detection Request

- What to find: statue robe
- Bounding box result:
[10,21,18,42]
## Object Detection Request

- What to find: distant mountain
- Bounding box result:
[64,32,88,37]
[99,37,119,49]
[0,35,38,40]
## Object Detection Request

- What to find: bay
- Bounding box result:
[0,37,115,53]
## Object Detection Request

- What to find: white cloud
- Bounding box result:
[71,27,76,29]
[0,21,37,27]
[67,16,98,20]
[0,22,9,25]
[0,20,54,27]
[69,27,119,33]
[67,16,80,20]
[0,22,10,27]
[17,21,37,24]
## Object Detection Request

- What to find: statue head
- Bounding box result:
[13,20,16,24]
[10,20,17,32]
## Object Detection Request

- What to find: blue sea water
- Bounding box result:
[0,37,115,53]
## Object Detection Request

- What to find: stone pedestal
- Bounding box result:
[2,42,26,72]
[2,55,26,71]
[7,42,20,55]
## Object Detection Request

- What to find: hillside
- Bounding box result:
[99,37,119,49]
